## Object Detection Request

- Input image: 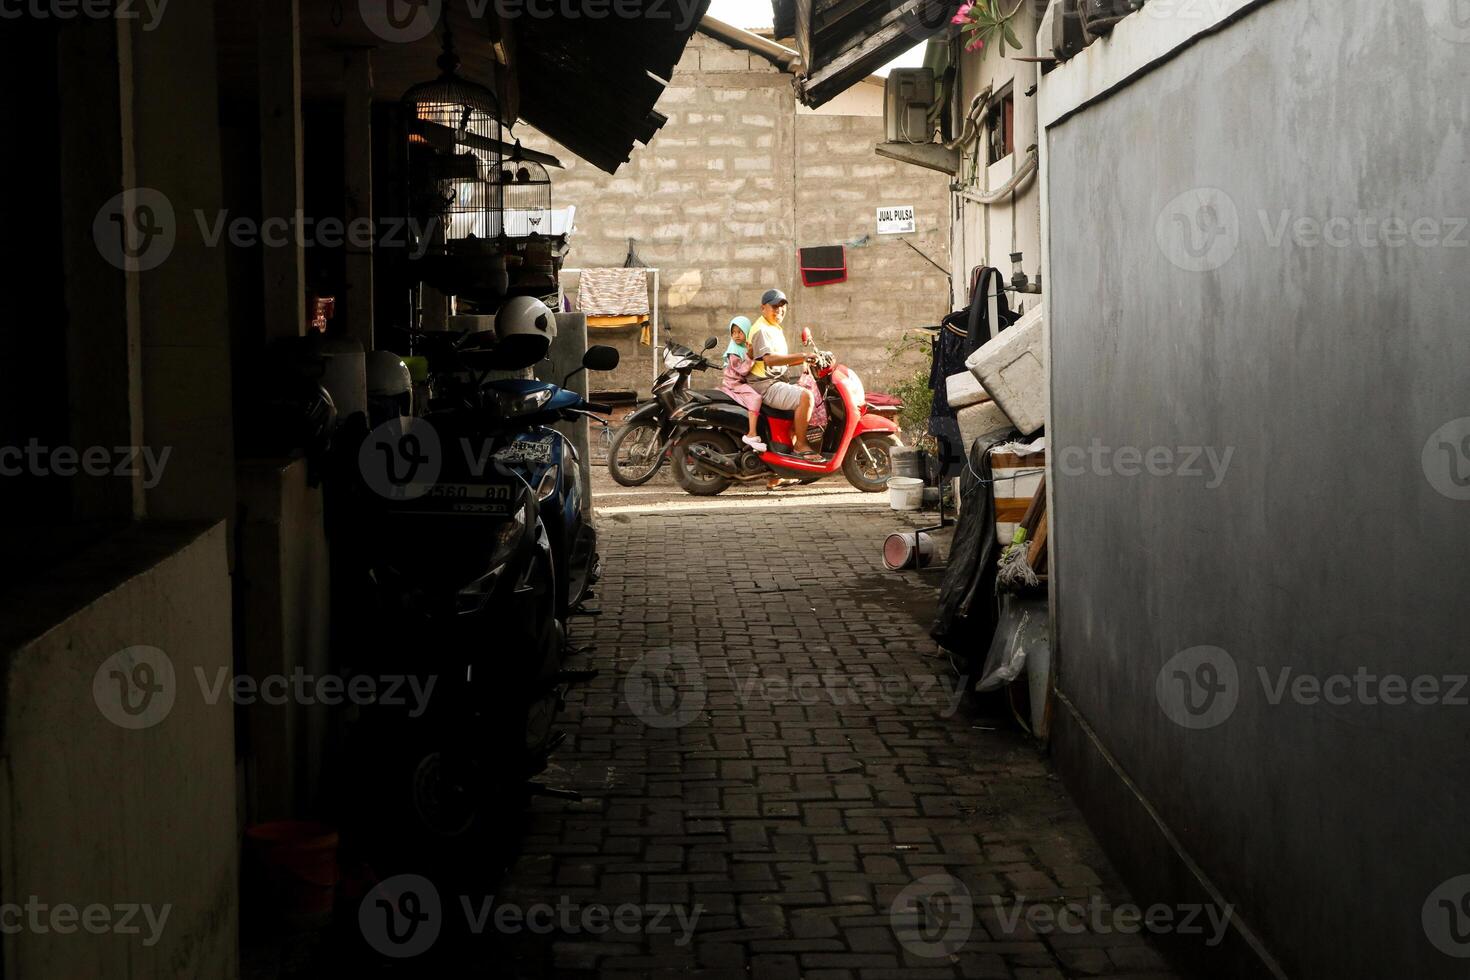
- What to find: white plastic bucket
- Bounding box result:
[883,531,935,570]
[886,476,923,511]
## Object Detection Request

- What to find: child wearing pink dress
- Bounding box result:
[721,316,767,452]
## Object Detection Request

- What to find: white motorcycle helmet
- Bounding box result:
[365,350,412,423]
[494,296,557,368]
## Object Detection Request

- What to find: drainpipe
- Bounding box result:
[697,15,803,73]
[955,146,1039,206]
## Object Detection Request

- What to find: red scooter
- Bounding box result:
[669,327,903,495]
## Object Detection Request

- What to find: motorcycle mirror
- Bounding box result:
[562,345,620,387]
[801,327,813,345]
[582,345,620,372]
[702,337,719,351]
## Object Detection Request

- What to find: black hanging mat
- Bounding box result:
[798,245,847,287]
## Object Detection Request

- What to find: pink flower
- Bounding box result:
[965,35,986,52]
[951,2,974,25]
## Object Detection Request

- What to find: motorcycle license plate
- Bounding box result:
[387,481,517,515]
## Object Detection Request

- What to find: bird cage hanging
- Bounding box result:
[400,18,508,302]
[493,145,553,238]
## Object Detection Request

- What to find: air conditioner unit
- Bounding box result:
[884,68,936,144]
[1048,0,1087,62]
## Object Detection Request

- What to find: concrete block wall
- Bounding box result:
[794,114,952,389]
[523,34,950,397]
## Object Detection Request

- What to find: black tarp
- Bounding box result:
[931,430,1017,665]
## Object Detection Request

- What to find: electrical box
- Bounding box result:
[884,68,936,144]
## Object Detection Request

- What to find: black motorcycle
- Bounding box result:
[329,337,618,866]
[605,337,723,486]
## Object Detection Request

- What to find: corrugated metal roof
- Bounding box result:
[515,3,712,172]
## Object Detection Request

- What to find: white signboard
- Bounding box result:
[876,205,916,235]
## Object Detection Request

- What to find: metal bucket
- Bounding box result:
[890,446,922,481]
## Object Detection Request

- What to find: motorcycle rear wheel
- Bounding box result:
[607,418,664,487]
[672,430,736,496]
[843,433,899,492]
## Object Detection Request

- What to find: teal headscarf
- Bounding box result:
[725,315,753,358]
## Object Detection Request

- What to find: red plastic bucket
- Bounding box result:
[243,821,340,917]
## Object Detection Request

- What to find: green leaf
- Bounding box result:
[1003,22,1020,48]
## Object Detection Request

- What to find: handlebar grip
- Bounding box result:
[585,402,613,414]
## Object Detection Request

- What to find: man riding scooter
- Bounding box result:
[668,288,902,496]
[746,289,820,462]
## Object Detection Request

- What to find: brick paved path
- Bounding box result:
[494,503,1182,979]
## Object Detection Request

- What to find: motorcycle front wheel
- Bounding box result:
[671,430,736,496]
[607,418,664,487]
[843,433,900,492]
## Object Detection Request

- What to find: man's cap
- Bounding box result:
[729,315,752,334]
[760,288,787,307]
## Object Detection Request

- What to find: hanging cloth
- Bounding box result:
[929,267,1015,475]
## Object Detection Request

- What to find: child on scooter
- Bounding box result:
[722,316,767,452]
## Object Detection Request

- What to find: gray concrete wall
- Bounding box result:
[131,1,237,525]
[523,34,950,397]
[1044,0,1470,976]
[0,524,238,978]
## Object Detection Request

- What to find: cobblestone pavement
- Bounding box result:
[587,449,875,514]
[493,499,1184,979]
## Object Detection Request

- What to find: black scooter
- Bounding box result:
[605,337,722,486]
[328,339,617,867]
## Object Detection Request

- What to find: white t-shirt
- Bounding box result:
[748,316,788,386]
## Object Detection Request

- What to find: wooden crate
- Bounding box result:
[991,449,1046,543]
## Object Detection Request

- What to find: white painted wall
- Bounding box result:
[800,77,885,117]
[0,524,238,979]
[950,4,1045,309]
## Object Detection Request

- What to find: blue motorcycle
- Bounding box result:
[482,354,617,619]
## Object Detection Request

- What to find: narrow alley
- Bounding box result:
[8,2,1465,977]
[488,490,1180,978]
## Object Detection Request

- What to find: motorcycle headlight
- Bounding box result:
[494,388,554,418]
[489,500,530,567]
[456,501,530,613]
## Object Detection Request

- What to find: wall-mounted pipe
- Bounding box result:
[955,146,1039,206]
[697,15,802,73]
[944,85,994,150]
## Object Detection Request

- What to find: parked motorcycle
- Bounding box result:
[607,337,732,486]
[328,306,619,862]
[483,347,619,617]
[668,327,903,495]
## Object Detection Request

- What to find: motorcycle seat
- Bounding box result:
[691,390,736,404]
